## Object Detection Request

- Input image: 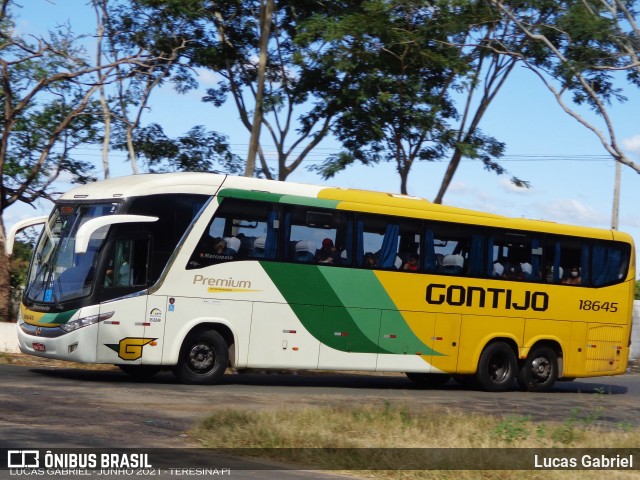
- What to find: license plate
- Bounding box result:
[32,342,46,352]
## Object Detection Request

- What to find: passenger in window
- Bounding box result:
[104,260,132,287]
[545,266,563,283]
[493,262,505,277]
[213,237,227,255]
[251,236,266,258]
[316,238,339,264]
[188,235,216,268]
[224,237,241,256]
[520,262,533,280]
[439,254,464,274]
[363,252,377,268]
[562,266,581,285]
[295,240,317,263]
[503,262,523,280]
[403,254,419,271]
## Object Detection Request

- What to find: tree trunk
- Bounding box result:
[126,126,140,175]
[399,169,409,195]
[0,221,11,322]
[245,0,274,178]
[434,148,463,204]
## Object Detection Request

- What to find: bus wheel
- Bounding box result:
[174,330,229,385]
[517,346,558,392]
[475,342,517,392]
[405,372,451,389]
[117,364,162,380]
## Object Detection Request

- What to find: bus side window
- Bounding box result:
[355,215,395,269]
[186,199,278,269]
[545,236,587,285]
[104,237,149,288]
[490,232,541,281]
[426,223,484,277]
[285,206,349,266]
[592,241,629,286]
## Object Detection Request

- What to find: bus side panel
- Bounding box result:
[317,306,379,370]
[247,302,321,369]
[585,324,627,375]
[457,315,525,374]
[566,321,588,378]
[430,313,462,373]
[143,295,168,365]
[377,311,436,372]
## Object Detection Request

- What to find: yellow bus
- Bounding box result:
[9,173,635,392]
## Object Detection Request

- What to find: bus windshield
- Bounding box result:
[24,202,120,304]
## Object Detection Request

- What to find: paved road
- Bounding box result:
[1,364,639,479]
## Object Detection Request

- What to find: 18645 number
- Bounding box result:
[578,300,618,312]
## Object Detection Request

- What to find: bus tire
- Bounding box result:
[517,346,558,392]
[117,364,162,380]
[174,330,228,385]
[405,372,451,389]
[475,341,517,392]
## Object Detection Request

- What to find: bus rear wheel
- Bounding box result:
[405,372,451,389]
[517,346,558,392]
[174,330,228,385]
[475,341,517,392]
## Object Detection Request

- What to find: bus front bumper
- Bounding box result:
[17,320,99,364]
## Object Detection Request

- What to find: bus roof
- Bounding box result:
[60,173,631,244]
[59,172,227,199]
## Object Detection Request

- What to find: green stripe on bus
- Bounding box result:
[260,262,381,353]
[320,268,439,356]
[260,263,438,356]
[218,188,339,209]
[40,309,79,325]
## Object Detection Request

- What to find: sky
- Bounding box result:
[6,0,640,273]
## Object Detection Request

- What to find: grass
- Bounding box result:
[191,401,639,480]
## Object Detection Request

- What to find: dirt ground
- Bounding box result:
[2,351,639,373]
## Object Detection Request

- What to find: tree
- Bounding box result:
[197,0,343,180]
[304,0,511,196]
[433,0,541,203]
[0,0,181,321]
[116,123,243,174]
[9,239,32,290]
[94,0,197,176]
[488,0,640,176]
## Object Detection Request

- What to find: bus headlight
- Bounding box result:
[59,312,114,333]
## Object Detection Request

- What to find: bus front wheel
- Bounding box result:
[475,342,517,392]
[517,346,558,392]
[174,330,229,385]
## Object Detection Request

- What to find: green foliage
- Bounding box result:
[9,241,33,289]
[635,279,640,300]
[138,0,342,180]
[494,0,637,112]
[493,415,532,444]
[0,1,99,214]
[115,123,243,174]
[300,0,508,193]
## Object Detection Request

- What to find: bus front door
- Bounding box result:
[96,235,158,365]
